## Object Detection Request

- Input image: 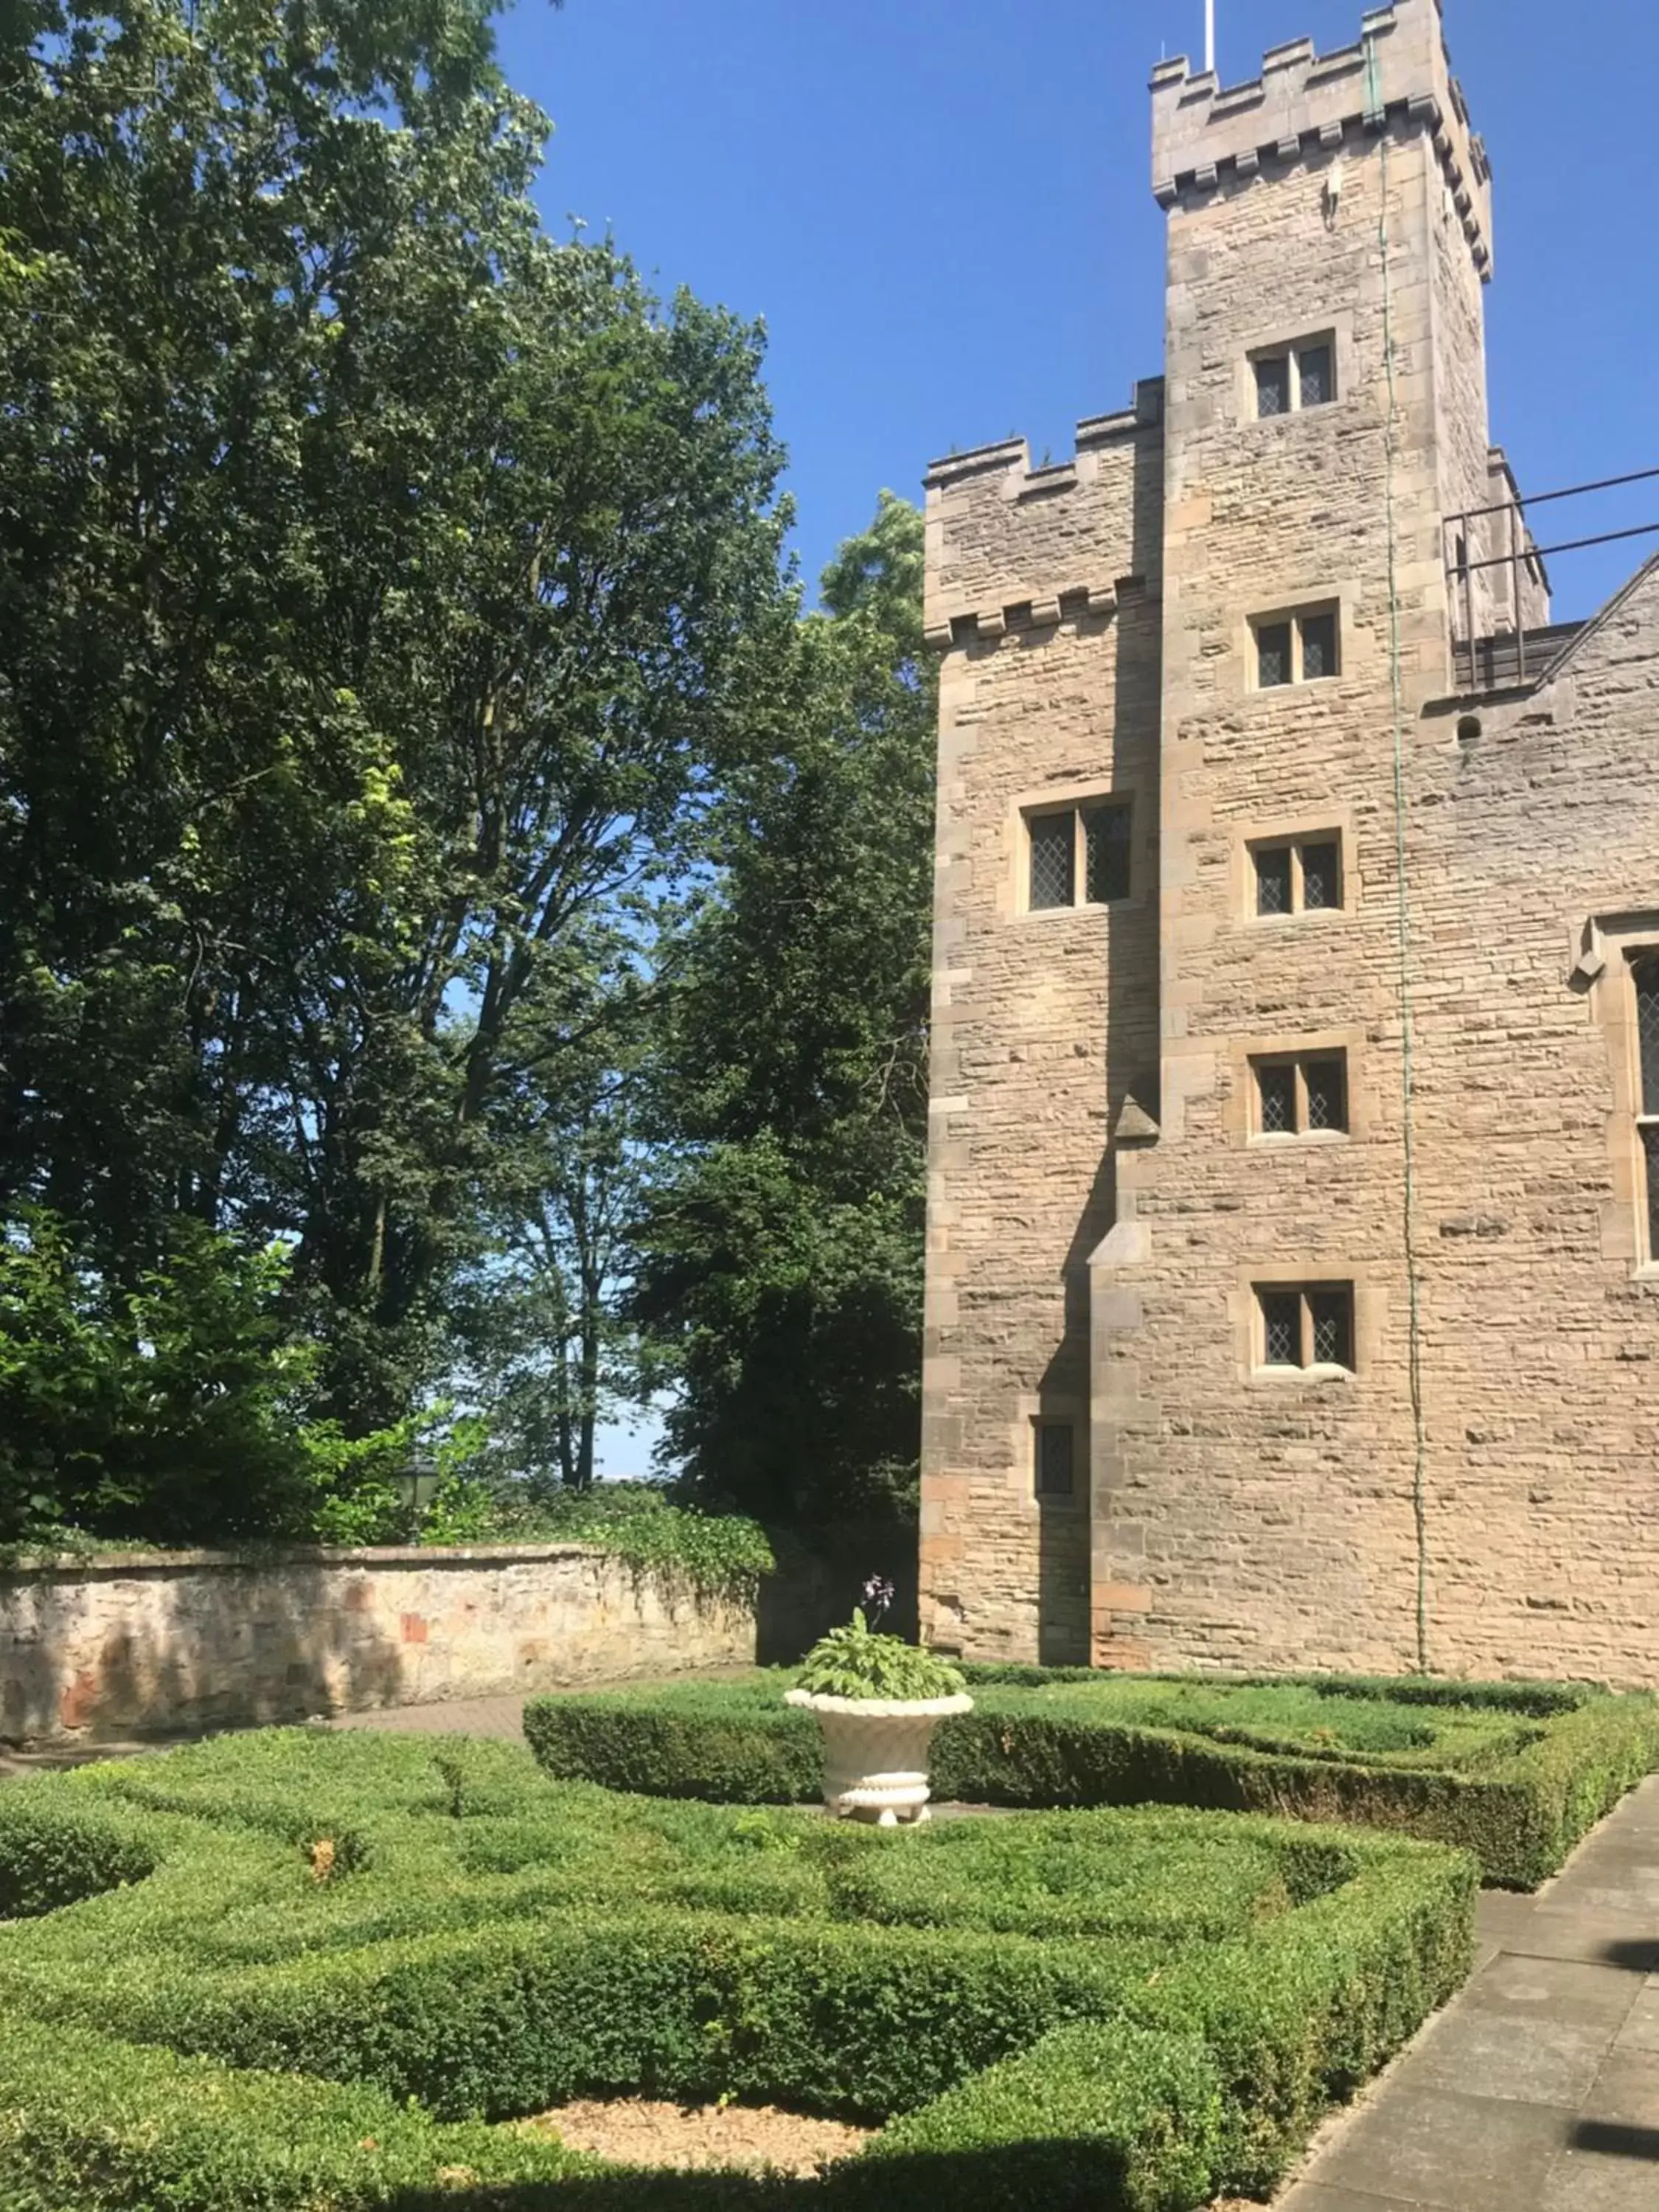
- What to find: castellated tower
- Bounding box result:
[921,0,1659,1684]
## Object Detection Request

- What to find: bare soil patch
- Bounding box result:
[524,2098,874,2178]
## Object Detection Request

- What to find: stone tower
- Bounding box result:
[919,0,1659,1684]
[1096,0,1529,1670]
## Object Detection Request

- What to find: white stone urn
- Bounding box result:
[785,1688,973,1826]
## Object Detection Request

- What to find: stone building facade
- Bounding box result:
[919,0,1659,1686]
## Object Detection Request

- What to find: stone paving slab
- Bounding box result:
[1279,1775,1659,2211]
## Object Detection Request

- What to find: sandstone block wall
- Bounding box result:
[0,1545,756,1743]
[922,0,1659,1690]
[1089,73,1474,1677]
[921,407,1164,1662]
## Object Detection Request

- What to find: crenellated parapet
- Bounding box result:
[921,380,1164,651]
[1151,0,1492,280]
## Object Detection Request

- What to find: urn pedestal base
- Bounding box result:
[783,1689,973,1826]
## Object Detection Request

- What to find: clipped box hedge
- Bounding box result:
[521,1667,1659,1889]
[0,1728,1476,2211]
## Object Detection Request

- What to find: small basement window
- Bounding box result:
[1251,1051,1349,1138]
[1253,336,1336,418]
[1026,799,1133,912]
[1034,1420,1076,1498]
[1255,1284,1355,1374]
[1251,835,1343,917]
[1253,605,1341,688]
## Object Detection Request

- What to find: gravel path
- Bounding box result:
[523,2099,872,2177]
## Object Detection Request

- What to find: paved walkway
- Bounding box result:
[1279,1775,1659,2212]
[330,1691,555,1736]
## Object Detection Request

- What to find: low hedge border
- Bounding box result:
[0,1734,1476,2211]
[0,2015,1225,2212]
[521,1669,1659,1888]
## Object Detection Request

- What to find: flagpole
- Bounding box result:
[1205,0,1215,74]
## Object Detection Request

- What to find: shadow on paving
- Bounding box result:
[1572,2120,1659,2163]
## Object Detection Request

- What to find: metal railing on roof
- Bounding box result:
[1445,465,1659,694]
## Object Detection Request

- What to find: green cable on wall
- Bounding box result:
[1367,31,1432,1674]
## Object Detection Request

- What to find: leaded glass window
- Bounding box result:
[1036,1422,1075,1498]
[1300,611,1338,680]
[1636,962,1659,1115]
[1251,1051,1349,1138]
[1252,608,1340,688]
[1301,841,1340,911]
[1029,811,1074,911]
[1257,1063,1297,1135]
[1026,799,1132,912]
[1308,1289,1354,1370]
[1260,1292,1301,1368]
[1252,335,1335,417]
[1253,837,1342,919]
[1297,343,1333,407]
[1084,804,1133,905]
[1256,1285,1356,1373]
[1255,846,1293,916]
[1255,355,1290,417]
[1256,621,1293,689]
[1635,961,1659,1265]
[1304,1059,1346,1132]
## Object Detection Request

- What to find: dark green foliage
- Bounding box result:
[0,1790,156,1918]
[524,1691,822,1805]
[485,1484,775,1607]
[632,496,935,1529]
[0,0,787,1494]
[0,1729,1474,2210]
[847,2023,1225,2212]
[793,1610,965,1700]
[523,1669,1659,1888]
[0,1211,411,1545]
[0,2013,594,2210]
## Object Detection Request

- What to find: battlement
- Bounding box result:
[1151,0,1492,279]
[922,383,1164,648]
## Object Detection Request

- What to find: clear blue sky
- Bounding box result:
[501,0,1657,623]
[498,0,1655,1475]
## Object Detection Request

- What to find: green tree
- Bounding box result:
[0,1209,415,1546]
[448,922,658,1493]
[633,493,935,1527]
[0,0,789,1470]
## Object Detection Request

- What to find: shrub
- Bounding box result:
[445,1481,776,1607]
[0,1210,330,1547]
[0,2011,593,2211]
[522,1669,1659,1888]
[843,2022,1224,2212]
[0,1790,156,1917]
[0,1731,1475,2210]
[793,1610,965,1701]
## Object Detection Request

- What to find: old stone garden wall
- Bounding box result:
[0,1544,756,1743]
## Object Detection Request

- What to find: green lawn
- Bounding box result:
[0,1726,1475,2210]
[523,1666,1659,1888]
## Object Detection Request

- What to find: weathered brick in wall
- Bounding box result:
[922,0,1659,1686]
[0,1545,755,1742]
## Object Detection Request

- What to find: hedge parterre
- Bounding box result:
[522,1666,1659,1890]
[0,1728,1475,2211]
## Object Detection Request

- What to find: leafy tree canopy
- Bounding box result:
[633,493,935,1528]
[0,0,792,1537]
